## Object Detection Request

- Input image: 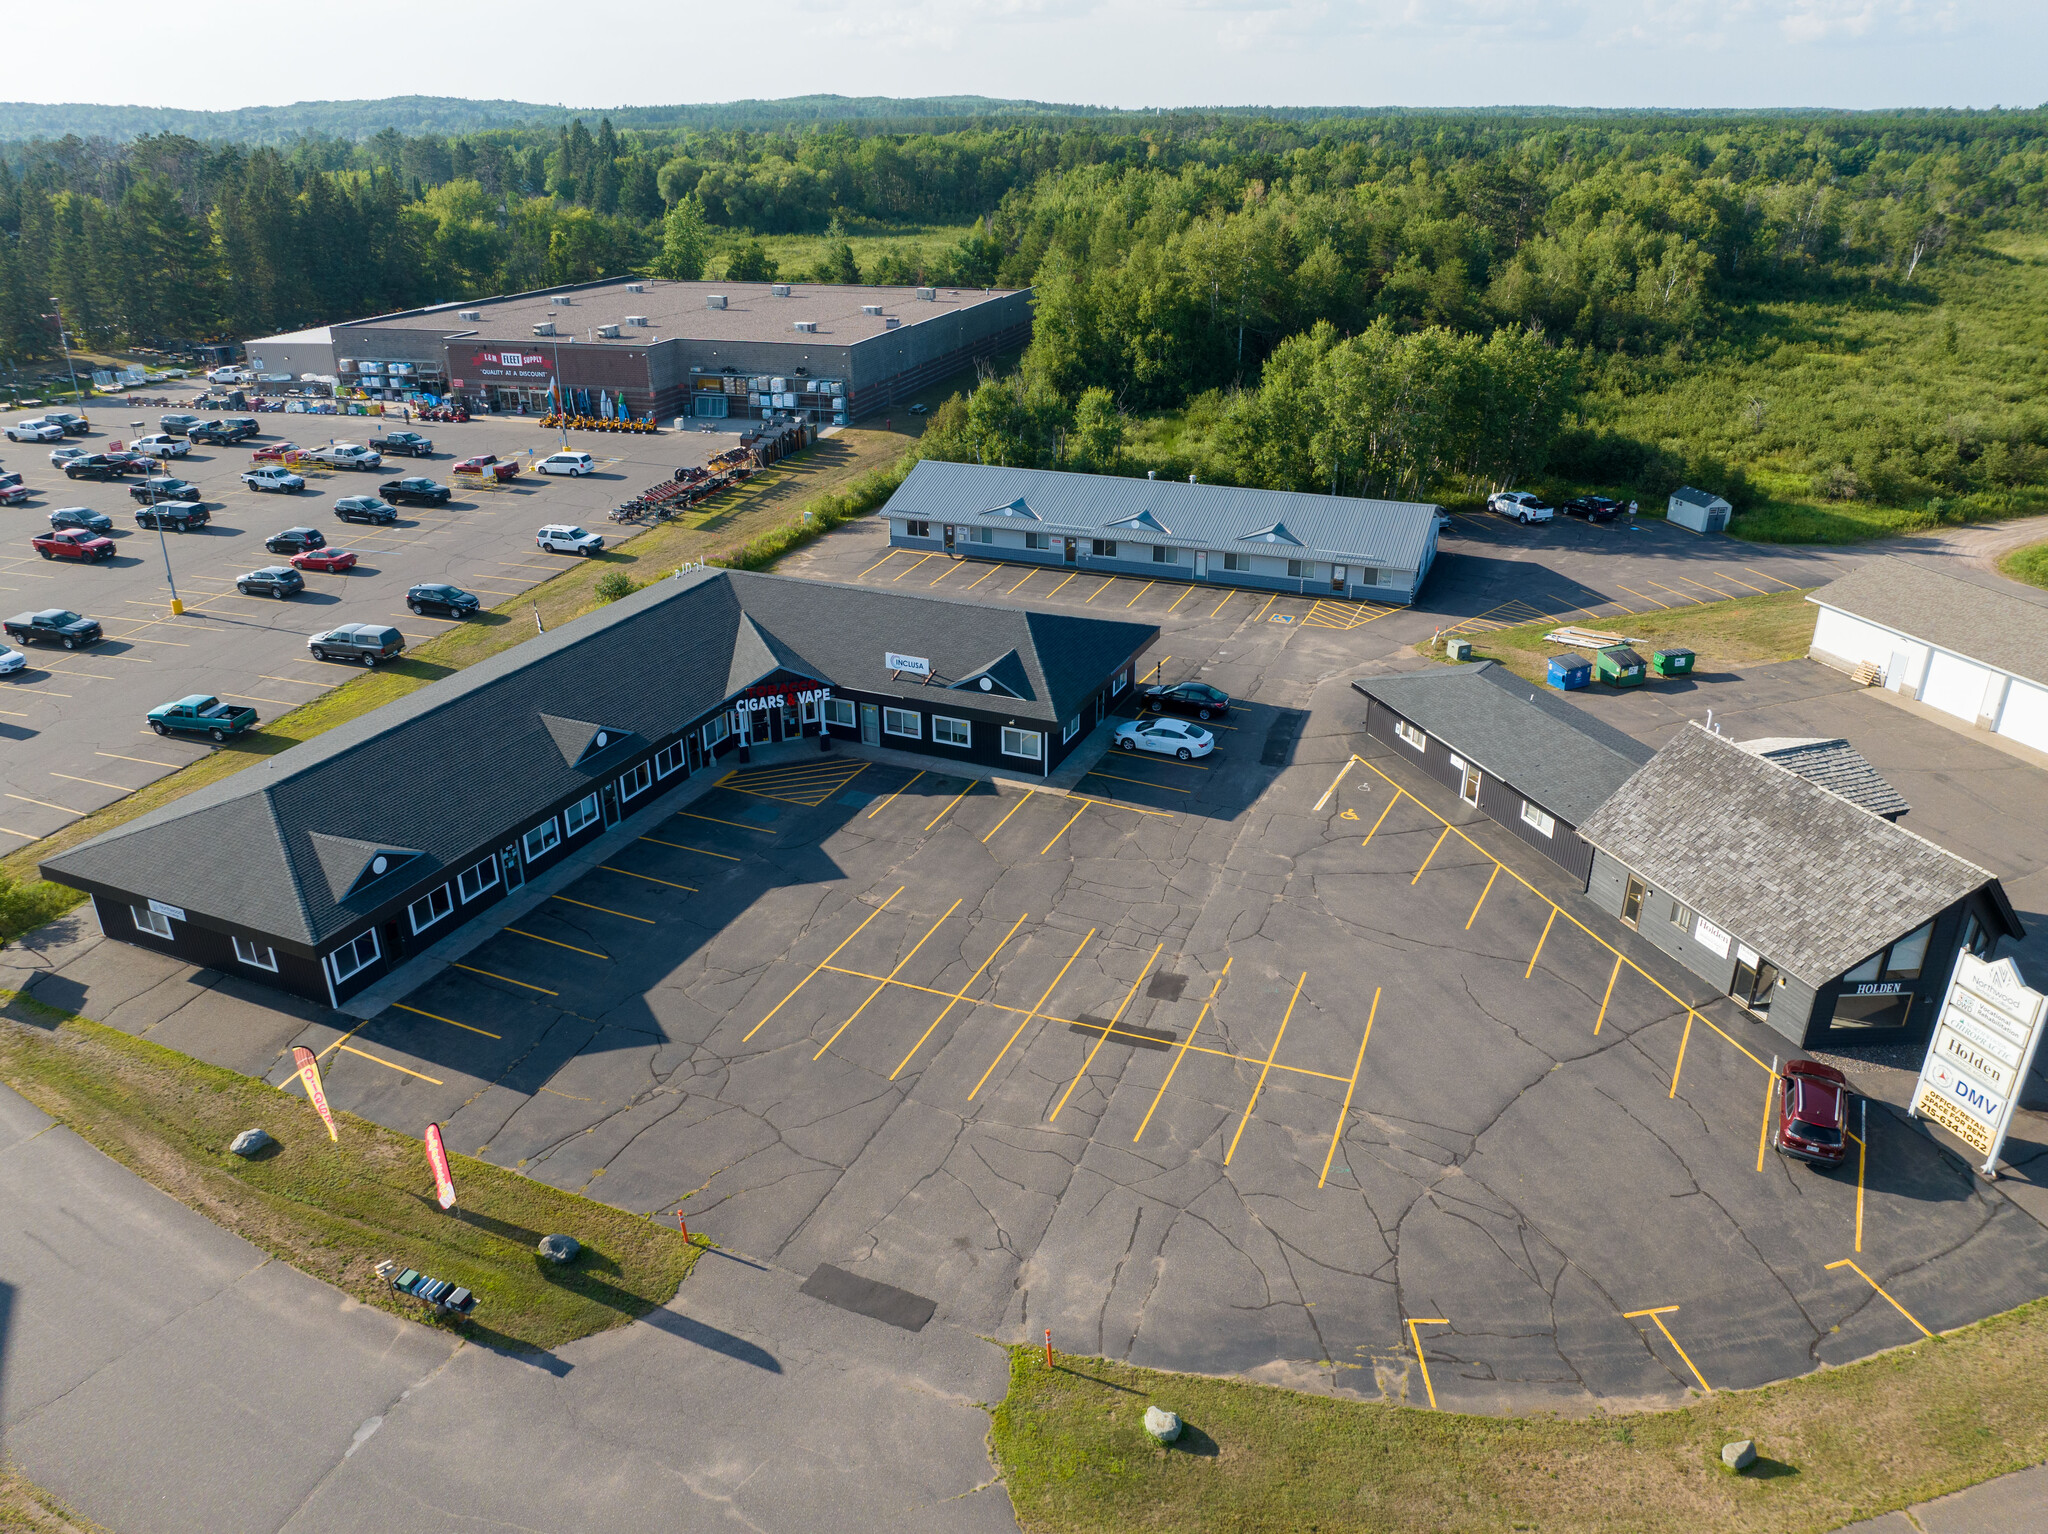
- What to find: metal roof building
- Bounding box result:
[1807,556,2048,758]
[880,461,1443,605]
[1353,662,1654,881]
[41,568,1153,1007]
[1577,724,2021,1048]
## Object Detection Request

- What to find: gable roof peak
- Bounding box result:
[1238,520,1302,546]
[307,831,426,903]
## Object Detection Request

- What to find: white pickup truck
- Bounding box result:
[242,465,306,493]
[300,442,383,471]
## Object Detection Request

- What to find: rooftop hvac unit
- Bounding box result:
[862,304,884,316]
[623,315,648,327]
[549,294,572,306]
[706,295,728,309]
[532,321,556,336]
[625,282,645,293]
[596,324,621,339]
[883,316,902,329]
[793,321,818,333]
[457,310,480,321]
[770,284,791,297]
[915,286,936,301]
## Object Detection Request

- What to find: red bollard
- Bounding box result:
[1045,1329,1053,1368]
[677,1211,689,1243]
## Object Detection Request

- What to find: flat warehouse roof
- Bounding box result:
[883,461,1442,571]
[345,280,1024,348]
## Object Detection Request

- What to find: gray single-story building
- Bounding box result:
[41,569,1154,1008]
[1807,555,2048,758]
[1352,662,1653,882]
[1576,723,2021,1049]
[880,461,1443,605]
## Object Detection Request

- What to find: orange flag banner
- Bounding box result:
[424,1122,457,1211]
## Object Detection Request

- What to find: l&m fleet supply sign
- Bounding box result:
[1910,953,2047,1173]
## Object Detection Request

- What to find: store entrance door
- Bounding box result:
[860,703,880,745]
[1063,537,1078,565]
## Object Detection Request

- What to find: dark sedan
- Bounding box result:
[407,583,481,618]
[1141,680,1231,721]
[1559,495,1626,522]
[237,565,305,599]
[334,495,399,525]
[380,476,452,506]
[131,476,203,505]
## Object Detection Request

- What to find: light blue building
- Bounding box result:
[878,462,1443,605]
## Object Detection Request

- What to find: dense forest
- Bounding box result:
[2,103,2045,526]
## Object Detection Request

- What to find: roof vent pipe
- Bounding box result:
[1189,473,1197,484]
[1147,469,1156,480]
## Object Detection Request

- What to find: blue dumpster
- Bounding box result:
[1548,653,1592,690]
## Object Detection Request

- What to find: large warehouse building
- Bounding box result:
[243,278,1032,426]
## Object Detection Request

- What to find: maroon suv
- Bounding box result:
[1776,1060,1849,1169]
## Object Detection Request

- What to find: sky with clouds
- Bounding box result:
[11,0,2042,113]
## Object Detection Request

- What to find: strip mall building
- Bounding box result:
[41,570,1154,1008]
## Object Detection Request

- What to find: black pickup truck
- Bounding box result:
[4,608,103,649]
[368,430,434,457]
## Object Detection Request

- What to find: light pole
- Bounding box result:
[51,296,83,415]
[137,422,183,615]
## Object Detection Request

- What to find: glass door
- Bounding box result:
[860,703,880,745]
[1621,876,1646,927]
[502,843,525,892]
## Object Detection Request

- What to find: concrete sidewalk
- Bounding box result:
[1833,1465,2048,1533]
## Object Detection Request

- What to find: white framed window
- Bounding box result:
[903,518,931,538]
[800,695,821,724]
[1063,715,1081,743]
[1112,667,1128,696]
[1025,531,1049,551]
[969,527,993,545]
[653,741,685,779]
[703,713,730,749]
[620,760,653,801]
[1357,567,1380,586]
[1669,899,1693,931]
[932,715,971,747]
[408,883,454,934]
[327,928,380,984]
[824,697,856,729]
[1001,726,1042,761]
[131,904,173,939]
[523,817,561,862]
[564,792,601,837]
[1222,552,1244,572]
[1153,545,1173,563]
[232,935,278,971]
[1287,559,1304,578]
[883,707,921,739]
[1520,801,1556,838]
[457,855,499,902]
[1091,538,1117,558]
[1395,720,1426,752]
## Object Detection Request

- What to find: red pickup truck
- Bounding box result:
[32,528,116,562]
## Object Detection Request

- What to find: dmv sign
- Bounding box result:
[1910,952,2046,1176]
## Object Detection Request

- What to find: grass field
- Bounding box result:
[991,1303,2048,1534]
[0,990,700,1352]
[1422,586,1822,687]
[0,427,915,941]
[2000,539,2048,592]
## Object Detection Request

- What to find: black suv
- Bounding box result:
[157,413,201,436]
[265,525,328,556]
[237,565,305,598]
[1141,680,1231,721]
[1558,495,1625,522]
[190,419,257,446]
[62,454,128,481]
[334,495,399,525]
[136,502,210,532]
[407,583,481,618]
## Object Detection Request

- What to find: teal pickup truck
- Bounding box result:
[148,694,259,741]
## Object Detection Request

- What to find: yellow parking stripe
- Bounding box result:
[552,894,654,924]
[395,1002,502,1039]
[451,962,557,996]
[600,864,697,892]
[505,926,610,959]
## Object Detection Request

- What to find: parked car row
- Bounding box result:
[1484,489,1638,526]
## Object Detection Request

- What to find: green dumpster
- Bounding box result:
[1651,647,1695,678]
[1596,645,1646,687]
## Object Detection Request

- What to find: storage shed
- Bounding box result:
[1576,724,2022,1049]
[1806,556,2048,759]
[1668,486,1732,533]
[1354,663,1653,882]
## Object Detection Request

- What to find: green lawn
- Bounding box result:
[1999,539,2048,591]
[993,1308,2048,1534]
[0,990,700,1351]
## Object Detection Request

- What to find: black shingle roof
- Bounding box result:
[42,569,1155,947]
[1737,737,1910,820]
[1577,724,2020,985]
[1353,662,1654,825]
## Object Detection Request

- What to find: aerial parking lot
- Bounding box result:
[161,513,2034,1418]
[0,406,738,844]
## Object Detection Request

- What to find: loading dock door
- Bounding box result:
[1921,651,1993,722]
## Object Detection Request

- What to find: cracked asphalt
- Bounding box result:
[9,507,2048,1450]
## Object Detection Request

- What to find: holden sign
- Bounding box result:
[1909,952,2045,1177]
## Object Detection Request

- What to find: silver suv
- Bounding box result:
[537,524,604,556]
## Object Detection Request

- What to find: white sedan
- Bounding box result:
[131,433,190,458]
[0,646,26,676]
[1114,716,1215,761]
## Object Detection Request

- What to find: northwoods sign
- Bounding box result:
[1909,952,2046,1176]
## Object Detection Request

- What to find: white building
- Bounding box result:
[1808,556,2048,757]
[1667,485,1732,533]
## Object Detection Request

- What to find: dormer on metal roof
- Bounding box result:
[1236,521,1303,545]
[981,497,1040,520]
[1103,509,1170,535]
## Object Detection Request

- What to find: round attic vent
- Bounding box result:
[595,731,609,748]
[979,677,993,691]
[372,855,388,875]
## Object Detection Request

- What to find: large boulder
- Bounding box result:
[229,1128,274,1158]
[1722,1439,1757,1472]
[537,1234,581,1265]
[1143,1406,1182,1445]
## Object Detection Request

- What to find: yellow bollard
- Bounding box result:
[170,598,184,615]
